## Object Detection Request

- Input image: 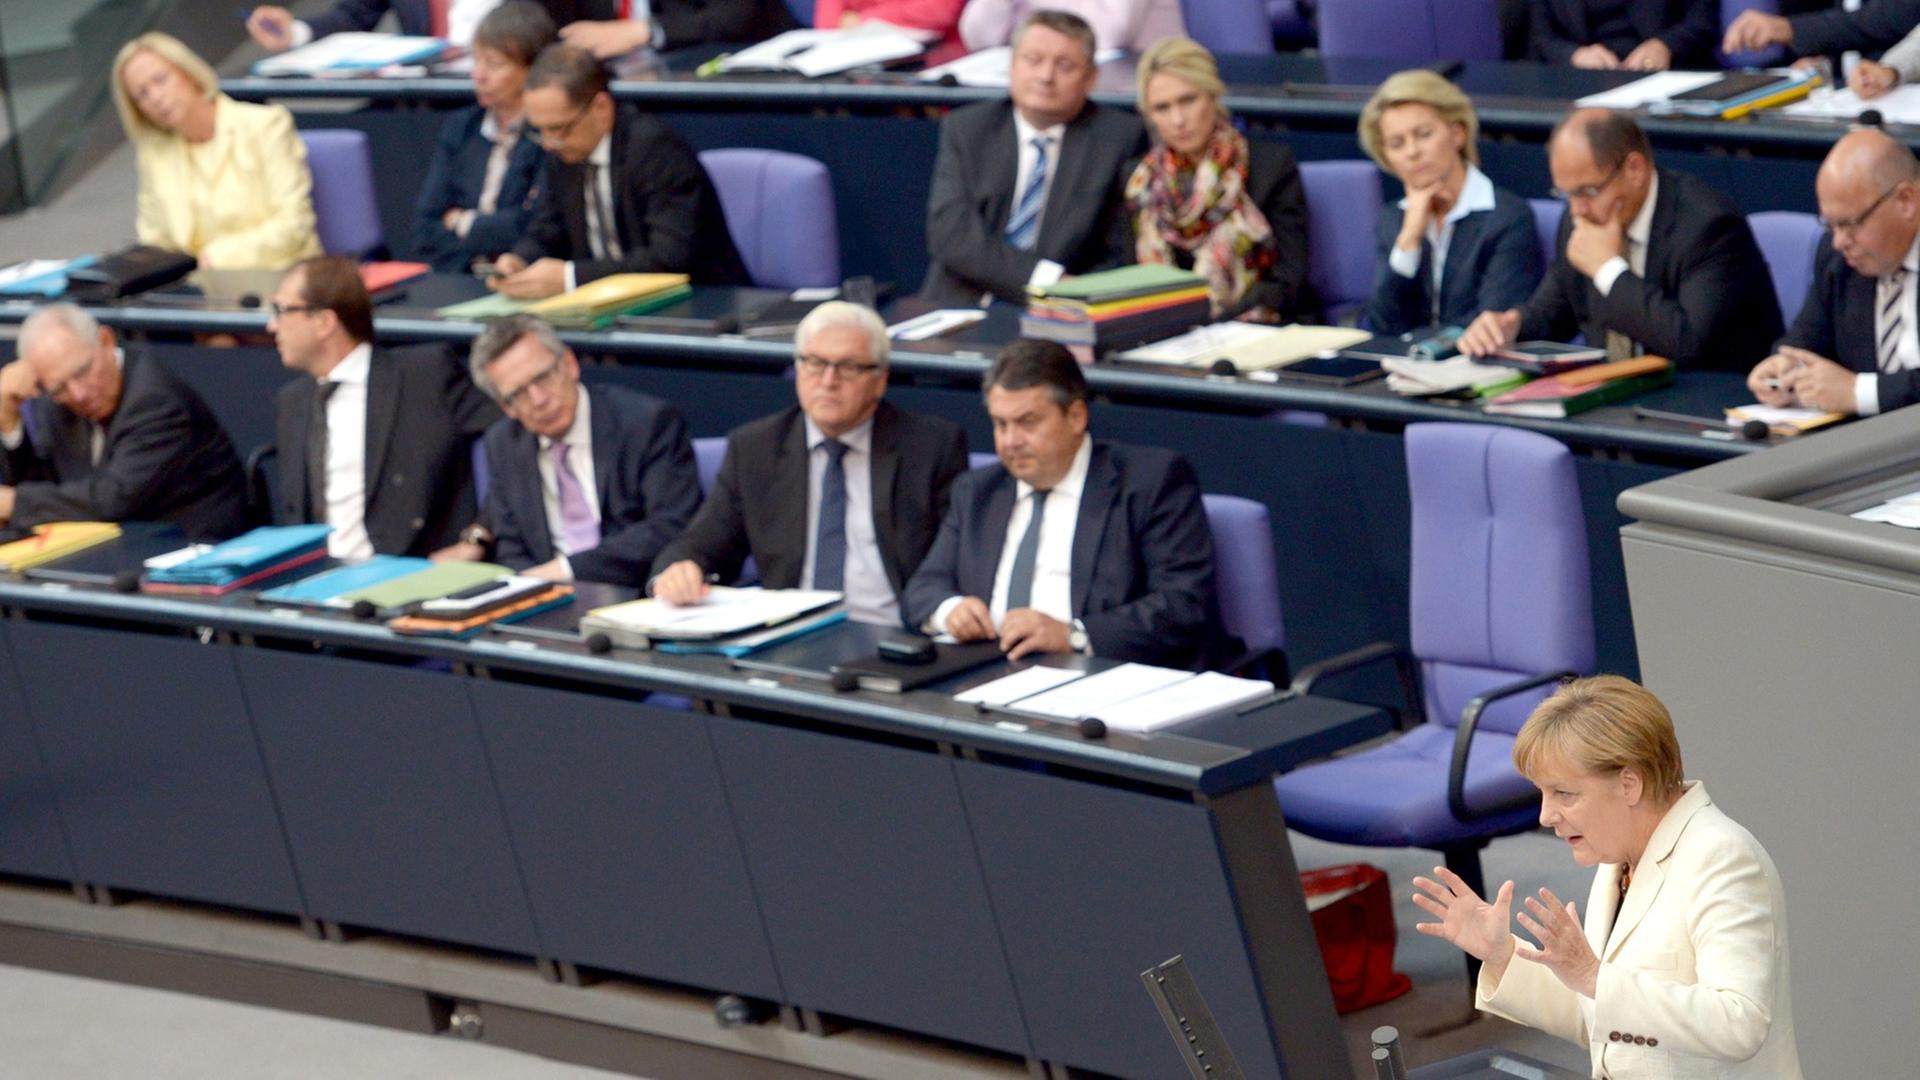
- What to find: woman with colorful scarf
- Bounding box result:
[1123,37,1309,323]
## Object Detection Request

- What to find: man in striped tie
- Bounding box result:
[919,10,1146,306]
[1750,128,1920,418]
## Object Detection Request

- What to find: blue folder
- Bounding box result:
[145,524,331,587]
[257,555,432,608]
[0,255,99,298]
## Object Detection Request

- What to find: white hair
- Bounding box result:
[795,301,889,367]
[19,303,102,356]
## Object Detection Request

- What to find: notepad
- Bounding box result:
[0,522,122,571]
[953,665,1086,707]
[581,587,841,648]
[337,562,513,612]
[1010,663,1196,720]
[1118,322,1372,371]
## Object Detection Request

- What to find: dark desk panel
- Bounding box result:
[237,649,542,956]
[0,622,75,882]
[8,622,303,914]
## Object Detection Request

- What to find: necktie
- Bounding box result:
[1004,135,1052,252]
[1880,269,1908,373]
[1005,489,1047,611]
[588,163,621,260]
[551,440,600,555]
[306,380,338,523]
[812,439,848,591]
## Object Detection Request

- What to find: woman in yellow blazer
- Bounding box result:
[111,32,322,270]
[1414,675,1801,1079]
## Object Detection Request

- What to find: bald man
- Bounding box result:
[1749,130,1920,418]
[1461,108,1780,372]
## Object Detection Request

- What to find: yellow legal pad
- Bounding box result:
[0,522,122,571]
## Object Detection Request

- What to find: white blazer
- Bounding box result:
[1477,782,1801,1079]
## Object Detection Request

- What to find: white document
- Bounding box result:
[716,26,928,77]
[1382,355,1521,395]
[1725,404,1828,427]
[1782,84,1920,125]
[919,46,1012,86]
[1096,671,1276,733]
[1852,501,1920,528]
[587,587,840,638]
[1117,322,1281,366]
[1116,322,1371,371]
[1574,71,1720,110]
[0,259,72,289]
[1011,663,1195,719]
[954,665,1086,707]
[253,33,446,76]
[888,308,987,340]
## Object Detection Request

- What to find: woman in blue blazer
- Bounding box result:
[1359,70,1539,336]
[412,2,556,272]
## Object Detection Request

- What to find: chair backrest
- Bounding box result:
[471,438,491,509]
[1719,0,1787,67]
[1748,210,1823,327]
[697,149,840,290]
[693,436,728,495]
[1318,0,1500,60]
[1298,160,1383,322]
[1181,0,1276,54]
[1267,0,1312,43]
[1202,494,1285,658]
[783,0,814,24]
[1529,198,1564,274]
[1405,423,1594,733]
[297,129,384,258]
[968,451,997,471]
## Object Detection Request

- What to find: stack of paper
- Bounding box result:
[252,33,446,77]
[1383,355,1529,398]
[143,524,331,594]
[439,274,692,328]
[1483,356,1675,419]
[1852,490,1920,529]
[711,26,929,77]
[0,522,122,572]
[0,256,97,298]
[581,587,842,650]
[1119,321,1372,371]
[1023,265,1212,350]
[1782,84,1920,125]
[991,663,1276,733]
[387,578,575,638]
[257,555,432,609]
[336,561,514,614]
[1724,403,1844,437]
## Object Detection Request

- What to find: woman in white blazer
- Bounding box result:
[111,32,322,270]
[1413,675,1801,1079]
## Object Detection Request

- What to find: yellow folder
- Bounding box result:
[0,522,123,571]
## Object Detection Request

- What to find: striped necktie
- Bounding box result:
[1004,135,1052,252]
[1880,268,1908,373]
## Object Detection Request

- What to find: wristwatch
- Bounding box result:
[1069,619,1090,655]
[458,523,494,548]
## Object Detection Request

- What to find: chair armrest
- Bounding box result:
[1221,645,1290,685]
[1447,670,1576,822]
[1288,640,1423,729]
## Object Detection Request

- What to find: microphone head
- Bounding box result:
[1740,419,1771,441]
[237,293,261,309]
[1077,716,1108,739]
[937,73,959,87]
[1208,357,1239,377]
[713,314,742,335]
[349,599,377,620]
[830,668,860,692]
[584,631,612,655]
[1859,108,1885,128]
[111,569,142,593]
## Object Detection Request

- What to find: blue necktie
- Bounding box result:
[1004,135,1052,252]
[812,438,848,591]
[1005,489,1047,611]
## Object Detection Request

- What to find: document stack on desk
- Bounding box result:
[437,273,691,328]
[1117,321,1372,371]
[142,524,331,595]
[332,561,515,616]
[1724,403,1844,438]
[0,256,97,298]
[1023,266,1211,350]
[0,522,122,572]
[251,33,447,77]
[1483,356,1674,418]
[19,523,187,584]
[581,587,843,654]
[387,577,574,639]
[707,26,930,77]
[257,554,432,609]
[959,663,1274,733]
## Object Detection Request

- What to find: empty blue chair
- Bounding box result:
[1530,198,1564,274]
[693,436,728,495]
[298,129,383,258]
[1720,0,1787,67]
[1275,424,1594,976]
[1181,0,1277,54]
[1203,494,1287,681]
[1319,0,1501,60]
[1299,161,1383,324]
[1749,210,1822,326]
[698,149,840,290]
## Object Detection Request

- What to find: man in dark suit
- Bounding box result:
[902,340,1221,668]
[651,302,969,626]
[492,44,748,299]
[921,10,1146,306]
[0,304,246,540]
[1750,129,1920,417]
[1460,108,1781,373]
[270,256,500,560]
[1530,0,1718,70]
[1723,0,1917,67]
[467,314,701,583]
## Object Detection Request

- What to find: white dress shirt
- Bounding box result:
[452,111,524,238]
[535,386,600,580]
[1592,172,1659,298]
[564,132,619,292]
[800,415,897,626]
[1011,111,1067,290]
[931,435,1091,638]
[1388,165,1499,310]
[318,343,374,562]
[1855,231,1920,416]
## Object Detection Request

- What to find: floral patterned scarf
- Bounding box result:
[1124,125,1277,317]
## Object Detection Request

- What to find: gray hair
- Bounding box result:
[19,303,102,356]
[469,314,566,399]
[795,301,889,367]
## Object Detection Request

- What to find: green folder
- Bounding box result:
[1026,264,1204,303]
[338,562,512,611]
[437,293,533,320]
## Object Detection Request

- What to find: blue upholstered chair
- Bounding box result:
[1181,0,1277,54]
[693,436,728,495]
[1274,423,1595,975]
[1299,161,1383,324]
[1203,494,1287,681]
[1268,0,1313,46]
[298,129,384,258]
[1318,0,1500,60]
[1529,198,1564,276]
[1719,0,1787,67]
[1749,210,1822,327]
[697,149,840,290]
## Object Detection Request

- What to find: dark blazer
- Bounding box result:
[512,105,749,287]
[412,106,548,273]
[273,344,501,556]
[1518,168,1781,373]
[650,401,970,603]
[545,0,798,44]
[1124,139,1313,322]
[901,440,1222,670]
[1530,0,1718,67]
[483,383,702,584]
[3,348,247,540]
[1778,237,1920,413]
[1788,0,1920,57]
[922,100,1147,306]
[304,0,431,38]
[1365,181,1540,335]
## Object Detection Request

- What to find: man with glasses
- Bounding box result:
[1460,108,1780,371]
[1749,129,1920,417]
[650,302,968,626]
[0,303,246,540]
[270,256,500,560]
[490,43,746,300]
[463,314,700,583]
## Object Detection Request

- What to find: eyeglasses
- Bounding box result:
[269,301,323,318]
[532,104,592,146]
[1820,182,1906,235]
[499,355,570,412]
[1551,162,1625,203]
[795,355,883,379]
[41,352,97,400]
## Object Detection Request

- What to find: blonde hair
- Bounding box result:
[1358,69,1480,171]
[1135,37,1228,127]
[111,32,221,144]
[1513,675,1685,802]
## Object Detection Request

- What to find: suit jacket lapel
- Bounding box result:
[1848,268,1879,372]
[363,353,399,511]
[1039,109,1093,255]
[284,380,313,514]
[586,385,616,512]
[1643,171,1678,290]
[977,477,1016,600]
[769,414,810,585]
[1069,442,1117,617]
[1605,857,1667,961]
[513,425,554,560]
[991,106,1020,237]
[868,405,902,589]
[1441,212,1483,317]
[1587,862,1625,960]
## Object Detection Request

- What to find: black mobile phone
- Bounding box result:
[876,634,937,665]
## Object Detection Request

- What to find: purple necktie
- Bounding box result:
[551,441,600,554]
